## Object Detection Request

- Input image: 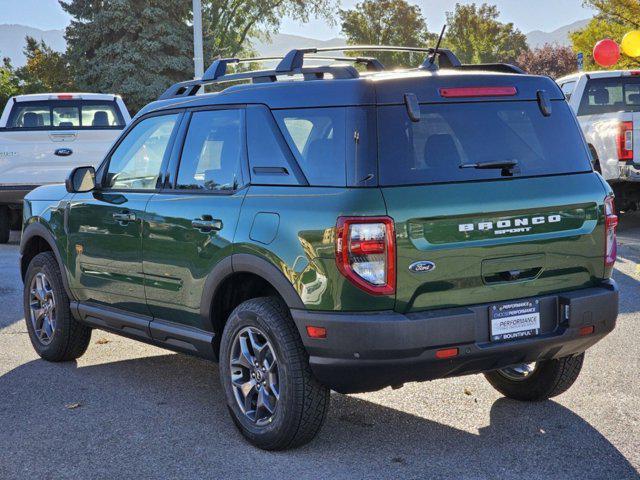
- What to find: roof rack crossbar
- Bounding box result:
[158,64,360,100]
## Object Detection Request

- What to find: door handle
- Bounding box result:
[112,211,136,223]
[192,217,222,232]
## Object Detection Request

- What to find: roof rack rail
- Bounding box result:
[456,63,525,74]
[158,45,523,100]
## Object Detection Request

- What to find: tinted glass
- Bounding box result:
[578,77,640,116]
[7,100,125,129]
[176,109,243,191]
[274,108,346,186]
[106,114,178,190]
[378,101,591,186]
[247,106,300,185]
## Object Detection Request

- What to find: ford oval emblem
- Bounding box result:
[409,261,436,273]
[54,148,73,157]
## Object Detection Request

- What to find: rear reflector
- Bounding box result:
[435,347,459,359]
[579,325,595,336]
[306,326,327,339]
[439,86,517,98]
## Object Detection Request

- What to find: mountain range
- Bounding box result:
[1,20,590,67]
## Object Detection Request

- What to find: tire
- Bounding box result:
[484,353,585,401]
[219,297,329,450]
[23,252,91,362]
[0,206,9,244]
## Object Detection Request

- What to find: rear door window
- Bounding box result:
[7,100,125,129]
[577,77,640,115]
[378,101,591,186]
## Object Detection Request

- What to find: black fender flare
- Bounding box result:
[199,253,305,325]
[20,221,76,301]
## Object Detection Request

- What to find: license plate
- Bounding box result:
[490,299,540,342]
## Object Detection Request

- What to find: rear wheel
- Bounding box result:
[219,297,329,450]
[0,206,10,244]
[23,252,92,361]
[484,353,584,401]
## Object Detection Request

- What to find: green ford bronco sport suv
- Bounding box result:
[20,46,619,450]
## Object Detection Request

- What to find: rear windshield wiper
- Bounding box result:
[459,160,518,170]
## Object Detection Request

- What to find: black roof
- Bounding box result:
[137,46,562,118]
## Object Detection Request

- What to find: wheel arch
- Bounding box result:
[20,221,75,300]
[201,253,305,357]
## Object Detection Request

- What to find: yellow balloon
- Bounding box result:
[621,30,640,58]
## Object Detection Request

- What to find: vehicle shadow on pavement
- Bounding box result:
[0,354,637,480]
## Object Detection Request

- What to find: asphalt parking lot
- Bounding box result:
[0,218,639,480]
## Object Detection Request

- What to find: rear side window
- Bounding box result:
[274,108,346,187]
[378,101,591,186]
[560,81,577,100]
[6,100,125,129]
[578,77,640,116]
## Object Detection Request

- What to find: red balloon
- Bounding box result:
[593,39,620,67]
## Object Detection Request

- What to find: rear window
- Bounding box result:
[378,101,591,186]
[577,77,640,116]
[6,100,125,129]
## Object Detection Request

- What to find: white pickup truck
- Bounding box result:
[557,70,640,211]
[0,93,130,242]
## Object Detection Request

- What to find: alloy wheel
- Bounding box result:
[29,272,57,345]
[229,326,280,426]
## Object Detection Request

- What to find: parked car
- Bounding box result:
[20,47,619,450]
[557,70,640,211]
[0,93,130,242]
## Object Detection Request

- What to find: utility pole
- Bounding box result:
[193,0,204,79]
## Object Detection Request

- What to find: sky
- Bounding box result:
[0,0,596,39]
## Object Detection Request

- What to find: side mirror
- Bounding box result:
[65,166,96,193]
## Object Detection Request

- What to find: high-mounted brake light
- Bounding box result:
[57,94,75,100]
[335,216,395,295]
[439,86,517,98]
[617,121,633,161]
[604,196,618,269]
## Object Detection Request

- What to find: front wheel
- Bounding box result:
[23,252,92,361]
[219,297,329,450]
[484,353,585,401]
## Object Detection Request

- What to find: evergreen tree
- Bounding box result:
[0,58,20,110]
[16,36,76,94]
[60,0,193,112]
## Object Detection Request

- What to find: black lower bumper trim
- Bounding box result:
[291,281,618,393]
[0,185,38,205]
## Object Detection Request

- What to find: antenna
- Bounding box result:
[429,25,447,68]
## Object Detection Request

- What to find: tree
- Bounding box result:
[15,36,76,94]
[60,0,336,112]
[339,0,435,68]
[0,58,19,110]
[203,0,335,60]
[60,0,194,112]
[571,0,640,70]
[444,3,529,65]
[517,43,578,78]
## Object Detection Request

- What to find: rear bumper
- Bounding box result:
[0,185,39,206]
[291,281,618,393]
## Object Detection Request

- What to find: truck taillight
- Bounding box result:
[335,217,395,295]
[617,121,633,161]
[604,196,618,268]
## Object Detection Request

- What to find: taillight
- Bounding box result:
[604,196,618,268]
[335,216,395,295]
[617,121,633,161]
